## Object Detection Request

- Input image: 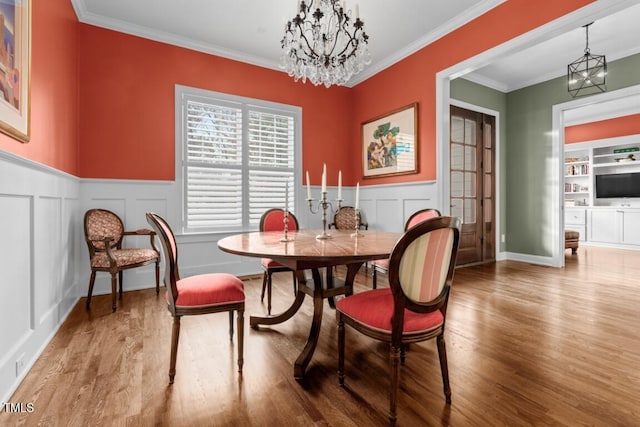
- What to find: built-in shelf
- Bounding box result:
[592,161,639,168]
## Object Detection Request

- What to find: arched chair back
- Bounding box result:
[84,208,159,312]
[329,206,368,231]
[259,208,300,315]
[372,208,442,288]
[146,212,245,383]
[145,212,181,313]
[337,216,461,425]
[260,208,299,232]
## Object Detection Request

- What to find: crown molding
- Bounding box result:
[347,0,507,86]
[71,0,506,88]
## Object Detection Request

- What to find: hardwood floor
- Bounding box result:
[3,246,640,426]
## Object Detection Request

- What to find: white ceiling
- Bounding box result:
[71,0,640,91]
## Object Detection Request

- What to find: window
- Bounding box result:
[177,85,300,233]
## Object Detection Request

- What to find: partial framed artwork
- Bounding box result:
[362,103,418,178]
[0,0,31,143]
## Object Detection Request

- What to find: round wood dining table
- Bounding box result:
[218,228,402,378]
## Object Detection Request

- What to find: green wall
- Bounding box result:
[451,53,640,258]
[450,78,508,253]
[506,53,640,256]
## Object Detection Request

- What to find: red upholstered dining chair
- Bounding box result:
[146,212,245,384]
[371,208,441,289]
[337,216,461,425]
[260,208,300,315]
[84,208,160,312]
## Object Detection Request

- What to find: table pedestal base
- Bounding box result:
[249,263,362,378]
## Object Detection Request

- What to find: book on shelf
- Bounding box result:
[613,147,639,154]
[565,164,589,176]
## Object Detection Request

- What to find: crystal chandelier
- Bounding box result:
[281,0,371,88]
[567,23,607,98]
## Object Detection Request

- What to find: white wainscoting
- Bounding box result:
[0,151,80,403]
[79,179,442,286]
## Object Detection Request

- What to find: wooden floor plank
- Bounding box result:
[3,246,640,426]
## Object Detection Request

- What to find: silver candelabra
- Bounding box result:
[307,192,343,240]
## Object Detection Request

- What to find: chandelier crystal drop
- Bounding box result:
[280,0,371,88]
[567,22,607,98]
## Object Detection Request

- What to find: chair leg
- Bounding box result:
[372,268,378,289]
[237,308,244,373]
[154,260,160,294]
[267,271,273,315]
[169,316,181,384]
[338,314,345,386]
[390,344,401,426]
[437,334,452,403]
[260,271,268,302]
[228,311,234,339]
[86,271,97,309]
[110,273,118,312]
[118,271,124,299]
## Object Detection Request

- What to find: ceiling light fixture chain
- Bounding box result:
[281,0,371,88]
[567,22,607,98]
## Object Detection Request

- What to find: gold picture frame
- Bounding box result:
[0,0,31,143]
[362,103,418,178]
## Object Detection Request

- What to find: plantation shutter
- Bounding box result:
[183,94,296,231]
[247,110,295,225]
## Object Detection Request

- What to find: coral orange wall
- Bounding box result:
[77,25,353,184]
[351,0,594,185]
[1,0,593,185]
[565,113,640,143]
[0,0,79,174]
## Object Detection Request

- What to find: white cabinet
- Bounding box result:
[588,209,618,243]
[621,211,640,245]
[587,208,640,247]
[565,207,586,241]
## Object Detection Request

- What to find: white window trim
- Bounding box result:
[175,84,303,234]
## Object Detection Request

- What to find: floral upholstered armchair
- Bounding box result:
[84,208,160,312]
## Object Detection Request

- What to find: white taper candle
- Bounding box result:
[321,163,327,193]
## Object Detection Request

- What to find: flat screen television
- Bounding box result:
[595,172,640,198]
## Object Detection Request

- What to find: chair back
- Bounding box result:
[146,212,180,311]
[387,216,460,339]
[260,208,299,232]
[405,208,441,230]
[84,209,124,254]
[332,206,366,230]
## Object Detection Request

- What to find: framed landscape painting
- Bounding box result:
[362,103,418,178]
[0,0,30,143]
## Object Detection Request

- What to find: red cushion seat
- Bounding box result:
[261,257,286,269]
[167,273,245,307]
[372,259,389,270]
[336,288,443,334]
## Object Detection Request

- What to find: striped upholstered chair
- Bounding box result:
[337,216,461,426]
[371,208,441,288]
[84,208,160,312]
